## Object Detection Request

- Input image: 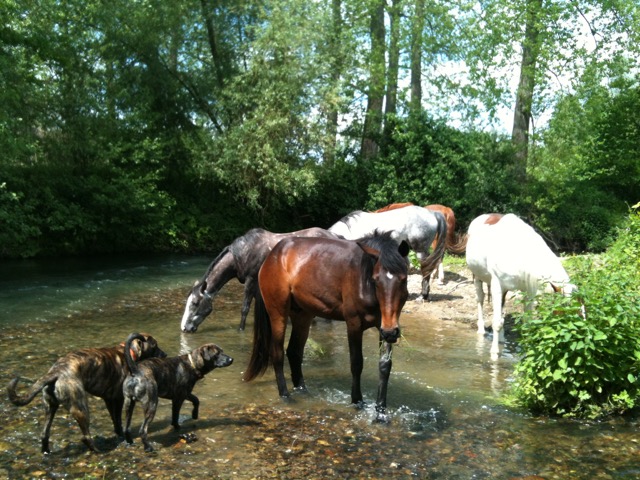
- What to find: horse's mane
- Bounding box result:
[373,202,414,213]
[356,231,408,275]
[200,245,231,283]
[336,210,364,229]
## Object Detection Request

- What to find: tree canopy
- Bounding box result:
[1,0,639,257]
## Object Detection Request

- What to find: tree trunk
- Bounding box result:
[512,0,542,182]
[409,0,425,117]
[383,0,401,143]
[324,0,342,165]
[361,0,386,161]
[200,0,225,90]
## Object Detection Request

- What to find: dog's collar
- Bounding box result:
[188,353,204,379]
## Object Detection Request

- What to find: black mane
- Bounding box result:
[357,230,408,275]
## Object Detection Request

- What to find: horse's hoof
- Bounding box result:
[374,412,391,424]
[293,385,308,394]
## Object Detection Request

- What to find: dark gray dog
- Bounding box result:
[122,333,233,452]
[7,332,167,453]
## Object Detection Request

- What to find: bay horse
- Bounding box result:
[328,205,447,299]
[181,227,336,333]
[243,232,410,420]
[466,213,577,359]
[374,203,467,285]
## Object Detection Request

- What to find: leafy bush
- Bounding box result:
[367,113,523,225]
[508,205,640,418]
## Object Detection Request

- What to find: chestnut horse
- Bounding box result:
[466,213,577,359]
[374,203,467,286]
[181,227,336,333]
[243,232,409,420]
[328,205,446,299]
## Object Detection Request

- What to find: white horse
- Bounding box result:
[328,205,447,299]
[466,213,577,360]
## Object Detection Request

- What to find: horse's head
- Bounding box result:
[364,238,410,344]
[180,280,214,333]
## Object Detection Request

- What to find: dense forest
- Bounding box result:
[1,0,639,259]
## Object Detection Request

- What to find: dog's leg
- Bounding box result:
[182,393,199,420]
[104,398,124,437]
[139,398,158,452]
[68,391,99,453]
[41,385,59,454]
[123,397,136,444]
[171,398,186,430]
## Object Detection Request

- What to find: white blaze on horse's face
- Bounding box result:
[386,271,394,280]
[180,292,196,332]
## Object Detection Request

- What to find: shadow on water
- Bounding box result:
[1,255,639,479]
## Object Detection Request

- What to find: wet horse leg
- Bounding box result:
[269,311,291,398]
[489,279,505,360]
[286,315,313,391]
[346,327,365,407]
[375,339,393,421]
[474,277,487,334]
[239,276,257,331]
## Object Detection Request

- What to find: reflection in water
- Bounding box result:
[0,256,639,479]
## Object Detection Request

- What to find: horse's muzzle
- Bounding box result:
[181,321,199,334]
[381,327,400,343]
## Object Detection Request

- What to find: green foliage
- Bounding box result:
[508,206,640,418]
[530,71,640,252]
[368,113,523,224]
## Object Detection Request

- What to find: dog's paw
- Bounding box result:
[179,432,198,444]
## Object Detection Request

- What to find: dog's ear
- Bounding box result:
[202,345,220,362]
[130,338,143,359]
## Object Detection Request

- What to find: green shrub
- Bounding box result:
[508,205,640,418]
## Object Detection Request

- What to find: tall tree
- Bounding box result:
[511,0,542,182]
[409,0,425,117]
[361,0,386,161]
[323,0,344,165]
[384,0,401,123]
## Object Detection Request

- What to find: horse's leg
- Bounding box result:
[286,314,312,392]
[375,339,393,421]
[239,277,257,331]
[346,327,365,407]
[270,312,290,398]
[474,277,486,335]
[489,279,504,360]
[437,260,445,285]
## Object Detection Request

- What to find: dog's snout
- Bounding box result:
[217,353,233,368]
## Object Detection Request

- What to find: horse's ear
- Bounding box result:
[398,240,410,258]
[358,244,380,260]
[199,281,207,294]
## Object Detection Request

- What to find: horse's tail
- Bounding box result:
[447,233,468,255]
[243,287,272,382]
[123,332,145,375]
[7,372,58,406]
[421,212,448,280]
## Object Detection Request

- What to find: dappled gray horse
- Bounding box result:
[180,227,336,332]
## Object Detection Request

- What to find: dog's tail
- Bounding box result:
[123,332,146,375]
[242,288,272,382]
[7,373,58,406]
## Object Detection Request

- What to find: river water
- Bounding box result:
[0,255,639,479]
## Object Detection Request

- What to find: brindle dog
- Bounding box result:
[7,332,166,454]
[122,333,233,452]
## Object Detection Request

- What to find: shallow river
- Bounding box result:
[0,255,638,479]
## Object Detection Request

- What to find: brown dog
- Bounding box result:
[7,332,166,453]
[122,333,233,452]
